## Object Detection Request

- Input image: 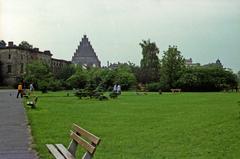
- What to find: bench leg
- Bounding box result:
[32,103,36,109]
[68,139,78,157]
[82,152,92,159]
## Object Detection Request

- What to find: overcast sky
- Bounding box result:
[1,0,240,72]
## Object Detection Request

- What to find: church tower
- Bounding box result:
[72,35,101,67]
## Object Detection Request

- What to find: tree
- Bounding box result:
[24,61,53,91]
[139,39,160,83]
[178,66,238,91]
[55,64,76,80]
[0,40,6,48]
[114,65,137,90]
[161,45,185,89]
[67,66,88,89]
[215,59,223,68]
[19,41,33,49]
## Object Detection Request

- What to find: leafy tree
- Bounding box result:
[67,67,88,89]
[178,66,238,91]
[161,45,185,89]
[48,79,62,91]
[25,60,53,91]
[215,59,223,68]
[0,40,6,48]
[100,68,116,90]
[139,39,160,83]
[19,41,33,49]
[55,64,76,80]
[87,67,104,87]
[114,65,137,90]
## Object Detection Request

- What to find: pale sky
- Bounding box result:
[1,0,240,72]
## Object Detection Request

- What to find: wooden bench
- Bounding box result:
[46,124,101,159]
[26,96,38,108]
[170,89,181,93]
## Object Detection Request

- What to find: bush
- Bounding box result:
[38,80,48,93]
[146,82,161,92]
[48,80,62,91]
[109,92,118,99]
[75,89,88,99]
[67,72,88,89]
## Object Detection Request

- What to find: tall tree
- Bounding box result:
[161,45,185,89]
[67,66,88,89]
[19,41,33,49]
[55,64,76,80]
[25,60,53,90]
[0,40,6,48]
[139,39,160,83]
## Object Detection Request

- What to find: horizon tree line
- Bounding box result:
[0,40,238,92]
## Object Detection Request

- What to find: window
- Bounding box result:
[20,63,24,73]
[7,65,12,73]
[21,55,23,60]
[8,54,11,59]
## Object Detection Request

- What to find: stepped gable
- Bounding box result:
[72,35,101,67]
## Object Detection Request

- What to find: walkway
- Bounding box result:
[0,90,38,159]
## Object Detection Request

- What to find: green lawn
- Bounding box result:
[25,92,240,159]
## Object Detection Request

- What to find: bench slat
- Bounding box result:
[70,131,96,154]
[55,144,75,159]
[73,123,100,145]
[46,144,65,159]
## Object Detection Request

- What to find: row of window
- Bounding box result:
[7,64,24,74]
[8,54,24,60]
[52,62,64,67]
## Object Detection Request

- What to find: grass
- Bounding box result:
[25,91,240,159]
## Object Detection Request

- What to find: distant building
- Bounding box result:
[72,35,101,68]
[185,58,200,67]
[0,41,71,85]
[203,59,223,68]
[52,58,72,74]
[185,58,193,65]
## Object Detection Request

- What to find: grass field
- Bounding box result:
[25,92,240,159]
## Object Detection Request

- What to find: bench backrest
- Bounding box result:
[68,124,101,158]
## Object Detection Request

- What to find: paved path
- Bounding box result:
[0,90,38,159]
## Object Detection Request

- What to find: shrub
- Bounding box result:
[75,89,88,99]
[38,80,48,93]
[146,82,161,92]
[109,92,118,99]
[48,80,62,91]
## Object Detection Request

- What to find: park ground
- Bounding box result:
[25,92,240,159]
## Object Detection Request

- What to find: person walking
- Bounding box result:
[17,83,23,98]
[117,84,121,95]
[29,82,34,95]
[113,84,117,93]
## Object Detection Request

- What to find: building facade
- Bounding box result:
[0,41,71,85]
[72,35,101,67]
[185,58,200,67]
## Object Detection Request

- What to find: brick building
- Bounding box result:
[0,41,71,86]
